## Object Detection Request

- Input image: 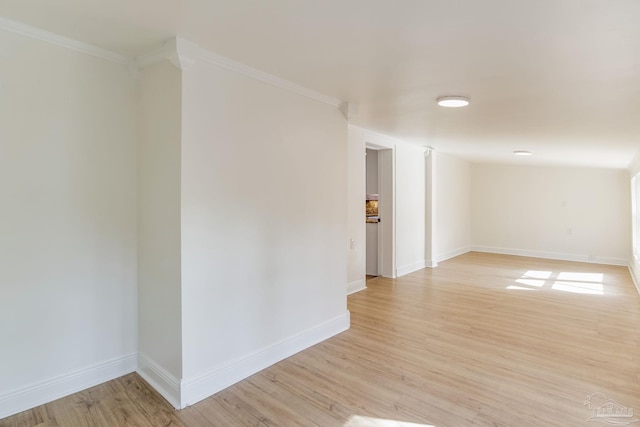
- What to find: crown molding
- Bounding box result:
[136,37,342,108]
[340,102,358,119]
[198,47,342,108]
[0,17,344,107]
[0,16,129,65]
[136,38,199,70]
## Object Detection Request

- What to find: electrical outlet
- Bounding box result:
[350,239,355,249]
[588,254,595,261]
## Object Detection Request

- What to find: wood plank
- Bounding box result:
[2,252,639,426]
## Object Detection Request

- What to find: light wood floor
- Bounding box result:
[3,252,640,426]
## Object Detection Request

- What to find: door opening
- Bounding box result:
[365,145,395,278]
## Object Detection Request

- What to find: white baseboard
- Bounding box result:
[471,246,628,266]
[396,260,427,277]
[0,353,137,420]
[425,259,438,268]
[181,311,350,408]
[136,353,182,409]
[436,246,471,263]
[347,279,366,295]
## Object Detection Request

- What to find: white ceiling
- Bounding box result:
[2,0,640,168]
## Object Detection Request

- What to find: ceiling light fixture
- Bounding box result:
[513,150,533,156]
[437,96,470,107]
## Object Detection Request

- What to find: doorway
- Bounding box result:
[365,148,379,276]
[365,145,395,278]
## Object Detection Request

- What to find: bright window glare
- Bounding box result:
[551,281,604,295]
[345,416,435,427]
[506,285,537,291]
[523,270,552,279]
[557,272,603,283]
[516,279,546,287]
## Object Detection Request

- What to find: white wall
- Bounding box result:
[395,144,426,276]
[434,153,471,262]
[366,149,379,194]
[347,127,366,292]
[471,163,630,265]
[136,60,183,403]
[179,57,349,405]
[627,153,640,292]
[629,152,640,180]
[0,30,138,417]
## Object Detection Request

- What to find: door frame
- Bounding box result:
[365,141,396,278]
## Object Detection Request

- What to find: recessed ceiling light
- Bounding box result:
[437,96,470,107]
[513,150,533,156]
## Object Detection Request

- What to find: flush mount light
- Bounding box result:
[436,96,470,107]
[513,150,533,156]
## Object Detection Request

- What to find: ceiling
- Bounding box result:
[2,0,640,168]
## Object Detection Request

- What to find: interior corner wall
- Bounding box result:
[347,126,366,293]
[178,58,350,405]
[627,153,640,293]
[0,29,138,418]
[471,163,630,265]
[395,143,426,276]
[425,151,436,267]
[136,61,184,406]
[433,153,471,262]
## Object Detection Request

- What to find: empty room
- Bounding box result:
[1,1,639,426]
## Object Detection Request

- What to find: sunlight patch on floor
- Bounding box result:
[515,278,546,287]
[507,270,605,295]
[522,270,552,279]
[557,272,603,283]
[344,415,435,427]
[551,281,604,294]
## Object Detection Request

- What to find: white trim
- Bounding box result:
[136,353,182,409]
[0,16,129,64]
[347,279,366,295]
[135,37,342,108]
[352,125,404,149]
[628,150,640,176]
[199,49,342,107]
[471,246,628,266]
[0,353,136,419]
[181,312,350,407]
[340,102,358,120]
[135,42,173,69]
[396,260,427,277]
[628,262,640,296]
[135,37,198,71]
[425,259,438,268]
[436,246,471,263]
